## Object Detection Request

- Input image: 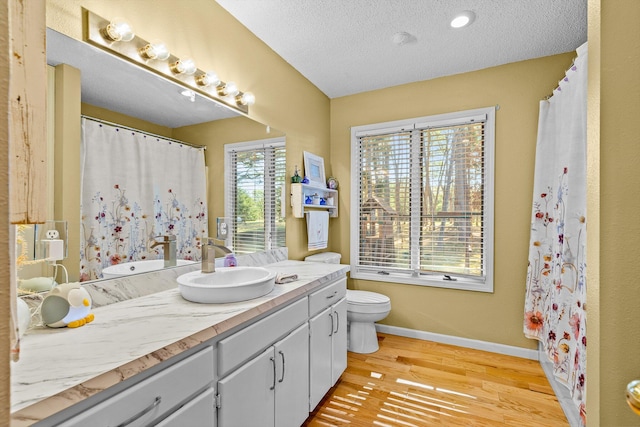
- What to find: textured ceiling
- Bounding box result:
[215,0,588,98]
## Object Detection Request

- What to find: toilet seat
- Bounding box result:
[347,290,391,314]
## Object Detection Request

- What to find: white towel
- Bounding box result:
[306,211,329,250]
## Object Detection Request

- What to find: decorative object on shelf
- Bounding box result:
[303,151,326,187]
[302,175,309,184]
[327,177,339,190]
[291,165,302,183]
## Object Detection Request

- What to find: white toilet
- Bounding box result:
[303,252,391,354]
[346,290,391,354]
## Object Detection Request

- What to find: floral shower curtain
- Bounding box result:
[524,42,588,424]
[80,118,208,281]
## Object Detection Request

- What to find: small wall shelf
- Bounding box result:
[291,183,338,218]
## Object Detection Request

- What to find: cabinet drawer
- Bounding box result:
[155,387,215,426]
[58,346,215,427]
[309,277,346,316]
[218,297,308,377]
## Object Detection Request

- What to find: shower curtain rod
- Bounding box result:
[81,115,207,150]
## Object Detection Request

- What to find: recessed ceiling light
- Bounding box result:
[451,10,476,29]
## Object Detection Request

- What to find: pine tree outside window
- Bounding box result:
[350,107,495,292]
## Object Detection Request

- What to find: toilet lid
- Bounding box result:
[347,290,390,305]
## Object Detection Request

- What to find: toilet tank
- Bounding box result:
[304,252,342,264]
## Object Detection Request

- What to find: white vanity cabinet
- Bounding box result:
[54,345,215,427]
[26,269,351,427]
[216,298,309,427]
[308,277,348,410]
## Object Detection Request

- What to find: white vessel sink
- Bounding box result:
[177,267,276,304]
[102,259,197,279]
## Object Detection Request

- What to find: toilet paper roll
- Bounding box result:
[45,239,64,261]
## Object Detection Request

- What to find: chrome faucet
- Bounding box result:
[151,235,177,268]
[201,237,232,273]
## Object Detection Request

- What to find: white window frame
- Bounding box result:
[224,137,286,253]
[350,107,495,292]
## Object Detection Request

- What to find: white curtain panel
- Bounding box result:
[80,118,208,281]
[524,42,588,424]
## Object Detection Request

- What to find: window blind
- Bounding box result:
[352,108,494,290]
[226,139,286,254]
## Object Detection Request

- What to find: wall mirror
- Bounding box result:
[17,28,285,291]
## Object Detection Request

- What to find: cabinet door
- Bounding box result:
[274,323,310,427]
[217,347,275,427]
[332,297,348,385]
[309,307,333,410]
[156,387,215,427]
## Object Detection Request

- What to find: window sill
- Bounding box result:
[350,268,493,293]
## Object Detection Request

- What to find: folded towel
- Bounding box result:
[275,273,298,284]
[306,211,329,251]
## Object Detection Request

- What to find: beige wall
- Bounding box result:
[331,54,574,350]
[588,0,640,425]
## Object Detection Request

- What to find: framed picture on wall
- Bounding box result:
[303,151,326,187]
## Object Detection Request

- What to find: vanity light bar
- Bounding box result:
[83,9,254,114]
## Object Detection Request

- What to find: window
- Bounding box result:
[350,107,495,292]
[225,138,286,254]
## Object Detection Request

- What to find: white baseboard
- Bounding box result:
[375,324,539,360]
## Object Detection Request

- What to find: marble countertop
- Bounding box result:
[11,260,349,425]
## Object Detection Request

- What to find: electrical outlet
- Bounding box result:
[46,230,59,239]
[217,217,229,239]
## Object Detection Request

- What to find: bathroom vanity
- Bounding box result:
[11,260,349,427]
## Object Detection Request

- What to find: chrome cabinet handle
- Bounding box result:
[115,396,161,427]
[270,356,276,390]
[329,312,334,337]
[326,291,337,299]
[334,310,340,335]
[278,350,285,383]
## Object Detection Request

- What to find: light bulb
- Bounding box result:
[102,18,134,42]
[219,81,239,97]
[139,40,170,60]
[236,92,255,106]
[196,71,220,87]
[170,58,197,75]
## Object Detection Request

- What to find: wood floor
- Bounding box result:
[303,333,569,426]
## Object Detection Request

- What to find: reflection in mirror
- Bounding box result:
[18,28,285,288]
